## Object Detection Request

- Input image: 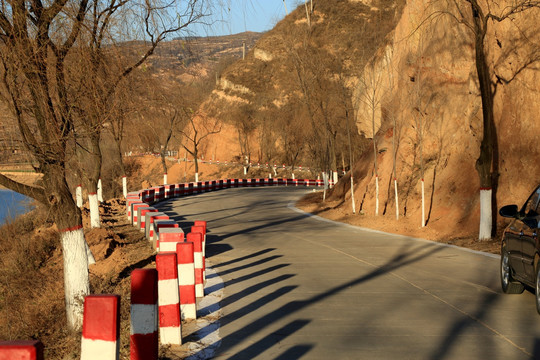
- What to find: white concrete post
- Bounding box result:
[76,185,83,208]
[122,176,127,198]
[97,178,103,203]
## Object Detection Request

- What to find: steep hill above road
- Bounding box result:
[195,0,540,242]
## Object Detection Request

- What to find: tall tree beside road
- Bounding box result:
[180,110,221,182]
[356,59,385,216]
[0,0,209,330]
[435,0,540,240]
[178,81,221,182]
[384,49,401,220]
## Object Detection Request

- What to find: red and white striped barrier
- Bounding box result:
[142,189,155,204]
[159,230,184,252]
[187,232,204,298]
[127,200,143,221]
[155,187,166,202]
[173,184,183,197]
[138,207,158,232]
[156,253,182,345]
[191,223,206,252]
[130,269,158,360]
[0,340,44,360]
[145,212,169,240]
[132,203,149,226]
[176,241,197,320]
[81,295,120,360]
[164,184,175,199]
[191,224,206,280]
[154,220,179,250]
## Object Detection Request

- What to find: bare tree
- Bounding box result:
[0,0,210,330]
[289,40,342,188]
[356,59,385,216]
[433,0,540,239]
[335,67,358,214]
[383,48,401,220]
[407,31,430,228]
[106,77,136,197]
[180,110,221,182]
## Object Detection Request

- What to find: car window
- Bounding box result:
[523,186,540,217]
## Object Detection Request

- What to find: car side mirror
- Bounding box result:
[499,204,519,218]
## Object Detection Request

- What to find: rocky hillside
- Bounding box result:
[197,0,540,240]
[144,32,262,81]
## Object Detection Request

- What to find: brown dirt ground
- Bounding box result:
[296,191,501,255]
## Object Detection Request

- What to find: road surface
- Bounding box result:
[159,186,540,359]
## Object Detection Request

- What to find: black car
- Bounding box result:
[499,184,540,313]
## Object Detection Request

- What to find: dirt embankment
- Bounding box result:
[297,191,501,255]
[0,197,156,358]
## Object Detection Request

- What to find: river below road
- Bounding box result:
[0,189,33,225]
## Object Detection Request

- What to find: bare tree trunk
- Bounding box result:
[43,165,90,330]
[61,227,90,330]
[392,122,399,220]
[194,147,199,182]
[418,114,425,227]
[394,179,399,220]
[113,140,128,197]
[375,174,379,216]
[346,110,356,214]
[160,150,168,184]
[372,137,379,216]
[470,3,496,240]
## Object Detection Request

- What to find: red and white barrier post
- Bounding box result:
[145,212,169,240]
[132,203,149,226]
[81,295,120,360]
[154,220,179,251]
[130,269,158,360]
[193,221,207,255]
[159,231,184,252]
[187,232,204,298]
[127,200,143,222]
[176,241,197,320]
[139,207,158,232]
[156,253,182,345]
[0,340,44,360]
[191,223,206,281]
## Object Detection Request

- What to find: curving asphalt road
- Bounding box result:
[158,186,540,360]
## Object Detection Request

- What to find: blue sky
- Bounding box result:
[192,0,301,36]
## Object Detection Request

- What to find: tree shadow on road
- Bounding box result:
[191,241,445,359]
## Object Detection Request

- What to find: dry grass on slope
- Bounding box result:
[0,199,154,359]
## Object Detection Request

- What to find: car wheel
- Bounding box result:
[501,246,524,294]
[536,266,540,315]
